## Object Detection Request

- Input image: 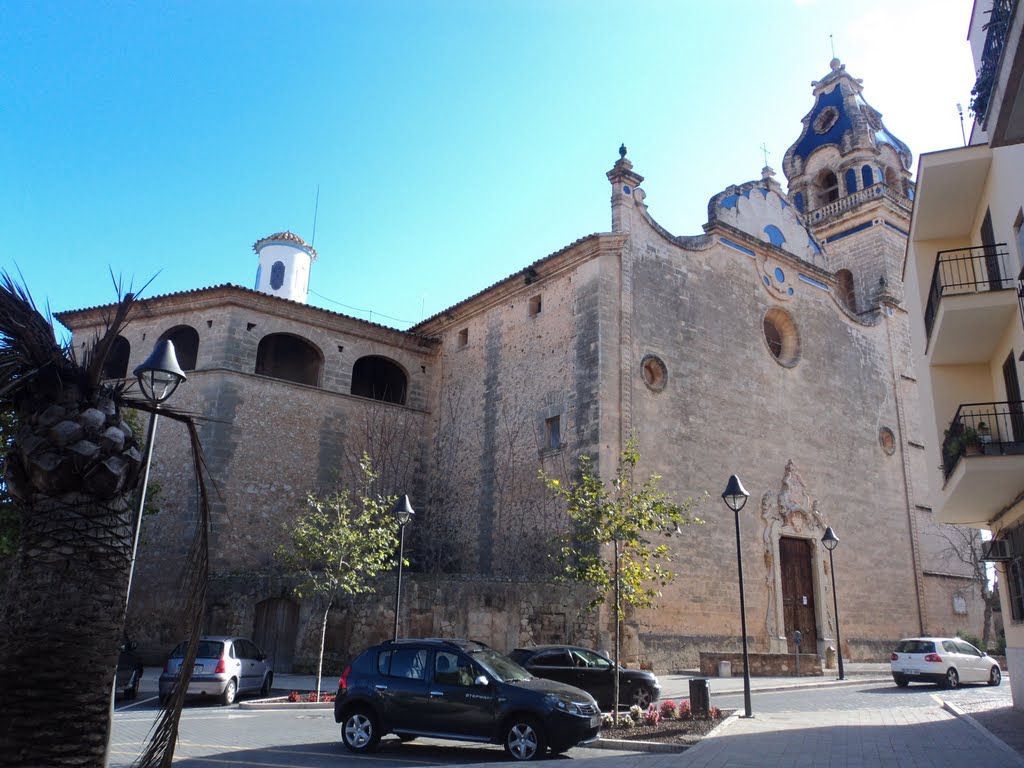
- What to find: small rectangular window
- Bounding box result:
[457,328,468,348]
[529,295,542,316]
[544,416,561,450]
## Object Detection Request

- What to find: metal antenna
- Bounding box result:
[311,185,320,246]
[957,103,967,146]
[830,33,835,58]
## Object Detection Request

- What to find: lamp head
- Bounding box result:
[392,495,415,527]
[133,339,187,404]
[822,526,839,551]
[722,474,749,513]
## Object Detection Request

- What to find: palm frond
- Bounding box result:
[131,407,215,768]
[0,273,67,403]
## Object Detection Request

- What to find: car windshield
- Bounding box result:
[170,640,225,659]
[469,648,532,682]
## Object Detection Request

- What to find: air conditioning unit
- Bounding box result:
[981,539,1013,562]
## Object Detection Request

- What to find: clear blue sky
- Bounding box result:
[2,0,976,334]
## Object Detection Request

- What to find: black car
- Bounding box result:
[508,645,661,711]
[334,638,601,761]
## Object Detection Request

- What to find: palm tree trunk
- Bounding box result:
[0,494,134,767]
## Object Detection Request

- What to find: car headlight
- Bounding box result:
[545,694,584,715]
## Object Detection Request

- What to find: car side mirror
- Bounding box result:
[474,675,489,687]
[128,641,138,651]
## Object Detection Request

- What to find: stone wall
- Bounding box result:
[699,651,824,677]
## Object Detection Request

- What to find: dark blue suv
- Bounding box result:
[334,638,602,761]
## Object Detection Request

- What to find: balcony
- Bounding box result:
[924,244,1017,364]
[970,0,1013,125]
[938,401,1024,525]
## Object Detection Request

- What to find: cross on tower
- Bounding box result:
[760,143,770,167]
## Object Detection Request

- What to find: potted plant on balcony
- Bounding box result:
[962,427,982,456]
[977,421,992,444]
[944,425,982,459]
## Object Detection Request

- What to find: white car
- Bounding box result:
[890,637,1001,689]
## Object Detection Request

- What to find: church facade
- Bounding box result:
[59,61,987,672]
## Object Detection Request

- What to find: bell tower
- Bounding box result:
[783,59,914,313]
[253,231,318,304]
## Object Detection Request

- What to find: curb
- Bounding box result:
[713,675,891,696]
[590,737,689,753]
[238,698,334,711]
[938,697,1024,767]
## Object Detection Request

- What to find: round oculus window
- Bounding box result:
[813,106,839,134]
[879,426,896,455]
[762,308,800,367]
[641,354,668,392]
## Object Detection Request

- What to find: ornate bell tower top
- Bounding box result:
[782,59,913,217]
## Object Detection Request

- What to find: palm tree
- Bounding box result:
[0,276,211,768]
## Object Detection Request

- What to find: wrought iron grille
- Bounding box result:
[941,400,1024,479]
[924,244,1012,340]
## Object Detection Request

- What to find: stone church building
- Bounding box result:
[59,60,986,672]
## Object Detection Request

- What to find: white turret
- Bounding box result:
[253,231,318,303]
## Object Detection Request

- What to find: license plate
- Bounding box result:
[193,664,203,674]
[590,715,602,729]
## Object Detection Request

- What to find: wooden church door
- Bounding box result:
[780,537,818,653]
[254,598,299,673]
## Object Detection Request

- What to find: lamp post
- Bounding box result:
[125,339,186,606]
[821,526,845,680]
[392,495,415,641]
[722,474,753,718]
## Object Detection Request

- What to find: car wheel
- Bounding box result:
[341,708,380,753]
[988,666,1002,686]
[631,685,653,709]
[943,668,959,689]
[260,673,273,697]
[892,674,910,688]
[220,678,238,706]
[504,717,547,761]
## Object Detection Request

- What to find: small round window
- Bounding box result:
[641,355,668,392]
[879,426,896,455]
[762,308,800,367]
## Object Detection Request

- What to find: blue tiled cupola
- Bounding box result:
[782,59,913,214]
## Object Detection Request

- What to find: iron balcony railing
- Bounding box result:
[941,400,1024,479]
[970,0,1014,124]
[923,244,1013,340]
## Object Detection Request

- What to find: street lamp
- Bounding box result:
[392,495,415,641]
[125,339,187,605]
[722,474,753,718]
[821,526,845,680]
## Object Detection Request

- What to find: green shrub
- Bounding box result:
[955,630,984,650]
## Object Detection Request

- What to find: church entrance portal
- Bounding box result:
[779,537,818,653]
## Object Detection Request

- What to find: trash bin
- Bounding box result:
[718,660,732,678]
[689,677,710,718]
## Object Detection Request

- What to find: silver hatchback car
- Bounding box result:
[159,636,273,705]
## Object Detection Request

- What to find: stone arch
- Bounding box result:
[817,170,839,205]
[158,324,200,371]
[861,165,875,187]
[103,335,130,379]
[255,333,322,387]
[351,355,408,405]
[844,168,857,196]
[835,269,857,312]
